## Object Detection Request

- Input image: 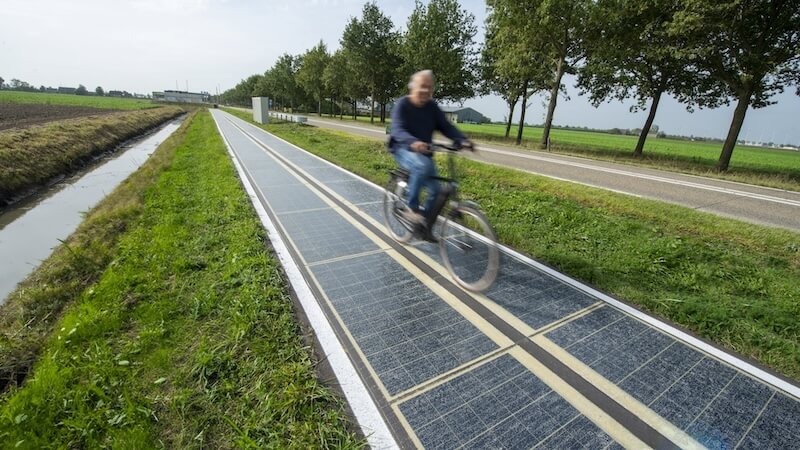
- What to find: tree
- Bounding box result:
[341,2,403,123]
[480,10,526,138]
[324,49,359,119]
[75,84,88,95]
[221,74,264,106]
[485,0,551,145]
[534,0,589,149]
[297,41,331,116]
[95,86,105,96]
[0,77,4,89]
[257,54,305,111]
[672,0,800,171]
[578,0,697,156]
[401,0,479,103]
[9,79,27,90]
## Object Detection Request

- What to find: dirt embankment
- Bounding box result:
[0,103,121,131]
[0,106,184,207]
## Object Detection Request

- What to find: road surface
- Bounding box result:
[212,109,800,450]
[305,116,800,232]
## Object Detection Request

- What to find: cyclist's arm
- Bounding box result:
[390,101,419,148]
[434,104,466,145]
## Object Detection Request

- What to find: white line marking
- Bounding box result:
[230,111,800,401]
[307,118,800,207]
[212,112,399,450]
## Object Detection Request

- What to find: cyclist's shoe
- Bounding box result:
[421,230,439,243]
[400,208,425,225]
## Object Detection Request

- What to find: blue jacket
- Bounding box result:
[389,96,466,155]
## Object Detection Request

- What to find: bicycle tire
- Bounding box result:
[439,204,500,292]
[383,176,413,243]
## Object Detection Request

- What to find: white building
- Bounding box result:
[152,90,210,103]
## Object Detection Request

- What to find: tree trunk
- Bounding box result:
[370,96,375,124]
[718,89,753,172]
[634,90,663,157]
[516,79,530,146]
[330,97,334,117]
[318,97,322,116]
[541,56,566,149]
[352,100,357,120]
[504,96,518,138]
[381,102,387,123]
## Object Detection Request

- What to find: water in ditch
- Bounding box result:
[0,117,185,304]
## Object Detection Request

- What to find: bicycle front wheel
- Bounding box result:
[439,205,500,292]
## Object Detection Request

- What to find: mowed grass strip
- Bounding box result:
[225,108,800,382]
[0,106,183,205]
[308,114,800,190]
[0,91,158,110]
[0,111,362,449]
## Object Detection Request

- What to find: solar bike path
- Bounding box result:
[210,110,800,450]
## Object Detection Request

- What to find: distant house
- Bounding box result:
[439,106,490,124]
[58,87,76,94]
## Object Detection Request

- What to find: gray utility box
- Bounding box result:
[252,97,270,124]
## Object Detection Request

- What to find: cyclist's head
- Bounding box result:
[409,70,434,106]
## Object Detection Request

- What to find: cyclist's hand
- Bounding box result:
[460,139,475,151]
[411,141,431,154]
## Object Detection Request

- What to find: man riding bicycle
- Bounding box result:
[388,70,473,238]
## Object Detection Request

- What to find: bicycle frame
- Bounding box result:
[389,143,468,231]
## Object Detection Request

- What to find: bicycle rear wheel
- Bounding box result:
[439,205,500,292]
[383,175,413,243]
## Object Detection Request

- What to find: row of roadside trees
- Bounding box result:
[222,0,799,171]
[222,1,478,123]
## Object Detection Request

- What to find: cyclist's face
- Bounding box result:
[411,77,433,106]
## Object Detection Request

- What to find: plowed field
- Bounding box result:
[0,103,119,131]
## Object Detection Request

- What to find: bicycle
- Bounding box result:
[383,143,500,292]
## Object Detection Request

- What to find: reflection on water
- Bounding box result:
[0,118,184,303]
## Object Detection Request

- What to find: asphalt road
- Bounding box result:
[305,116,800,232]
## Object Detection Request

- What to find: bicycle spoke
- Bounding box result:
[440,205,500,292]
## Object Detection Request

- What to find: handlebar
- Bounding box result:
[430,142,475,152]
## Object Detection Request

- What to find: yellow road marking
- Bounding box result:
[533,335,705,450]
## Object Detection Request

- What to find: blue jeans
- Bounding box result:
[393,146,440,214]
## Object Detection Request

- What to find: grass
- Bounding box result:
[0,91,158,110]
[0,110,362,448]
[310,113,800,190]
[0,106,184,205]
[226,107,800,382]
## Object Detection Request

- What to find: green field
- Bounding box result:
[316,113,800,189]
[460,122,800,173]
[227,107,800,382]
[0,91,157,110]
[0,111,361,447]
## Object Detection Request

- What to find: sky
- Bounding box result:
[2,0,799,145]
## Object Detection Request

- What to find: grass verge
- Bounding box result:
[226,107,800,382]
[0,106,184,205]
[305,113,800,190]
[0,110,362,448]
[0,91,158,110]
